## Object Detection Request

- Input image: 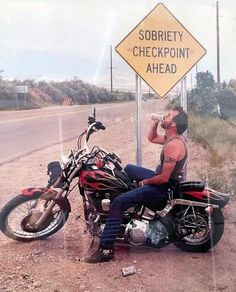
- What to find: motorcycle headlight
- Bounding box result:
[60,155,70,170]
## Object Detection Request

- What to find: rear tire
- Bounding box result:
[0,193,69,242]
[173,209,224,252]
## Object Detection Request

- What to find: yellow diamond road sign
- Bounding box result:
[116,3,207,98]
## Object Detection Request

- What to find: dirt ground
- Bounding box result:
[0,100,236,292]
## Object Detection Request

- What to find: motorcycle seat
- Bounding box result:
[179,181,205,192]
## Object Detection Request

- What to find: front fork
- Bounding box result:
[30,188,65,227]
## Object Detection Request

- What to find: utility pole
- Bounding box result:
[216,0,221,86]
[110,45,113,92]
[195,64,198,87]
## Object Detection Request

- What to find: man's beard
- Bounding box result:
[161,121,172,129]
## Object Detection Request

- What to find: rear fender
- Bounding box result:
[183,188,230,208]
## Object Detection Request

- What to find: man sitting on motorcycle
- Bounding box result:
[83,106,188,263]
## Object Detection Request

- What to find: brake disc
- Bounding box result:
[21,212,54,233]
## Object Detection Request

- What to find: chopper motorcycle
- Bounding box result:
[0,108,230,252]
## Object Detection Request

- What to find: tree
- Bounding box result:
[196,71,215,91]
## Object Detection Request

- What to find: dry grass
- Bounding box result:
[197,168,232,193]
[189,115,235,163]
[189,113,236,195]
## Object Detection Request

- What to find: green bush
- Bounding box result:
[0,77,135,109]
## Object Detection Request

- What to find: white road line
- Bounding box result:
[0,103,129,125]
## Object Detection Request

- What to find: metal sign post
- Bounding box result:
[14,85,28,109]
[181,76,187,138]
[180,76,187,112]
[16,92,19,109]
[183,76,187,113]
[135,74,142,166]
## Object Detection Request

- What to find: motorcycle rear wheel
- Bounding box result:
[0,193,69,242]
[173,208,224,252]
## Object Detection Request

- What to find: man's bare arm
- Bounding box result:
[141,141,181,185]
[141,156,177,185]
[147,121,166,145]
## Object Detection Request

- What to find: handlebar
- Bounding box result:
[86,121,105,142]
[77,107,106,150]
[105,152,122,171]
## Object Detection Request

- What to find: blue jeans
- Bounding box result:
[100,164,169,248]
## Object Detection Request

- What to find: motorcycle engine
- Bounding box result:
[126,219,168,246]
[126,220,148,245]
[145,220,168,245]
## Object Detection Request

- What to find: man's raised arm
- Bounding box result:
[148,120,166,145]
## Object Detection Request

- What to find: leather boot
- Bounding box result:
[82,247,114,264]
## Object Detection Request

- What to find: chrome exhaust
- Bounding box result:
[156,199,219,217]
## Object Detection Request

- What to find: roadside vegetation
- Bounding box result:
[169,71,236,195]
[0,77,135,109]
[189,113,235,195]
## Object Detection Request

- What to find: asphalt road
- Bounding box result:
[0,102,136,166]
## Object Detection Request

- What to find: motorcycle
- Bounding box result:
[0,108,230,252]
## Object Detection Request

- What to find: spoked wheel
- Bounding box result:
[173,208,224,252]
[0,193,69,242]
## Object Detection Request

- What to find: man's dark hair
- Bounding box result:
[172,106,188,134]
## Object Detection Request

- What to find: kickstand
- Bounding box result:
[83,236,100,257]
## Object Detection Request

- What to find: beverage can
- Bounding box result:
[121,266,136,276]
[151,113,164,122]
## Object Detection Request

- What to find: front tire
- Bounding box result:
[0,193,69,242]
[173,209,224,252]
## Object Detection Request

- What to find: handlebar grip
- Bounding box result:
[95,121,105,130]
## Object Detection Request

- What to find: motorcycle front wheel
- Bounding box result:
[173,208,224,252]
[0,193,69,242]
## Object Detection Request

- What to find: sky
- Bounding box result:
[0,0,236,92]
